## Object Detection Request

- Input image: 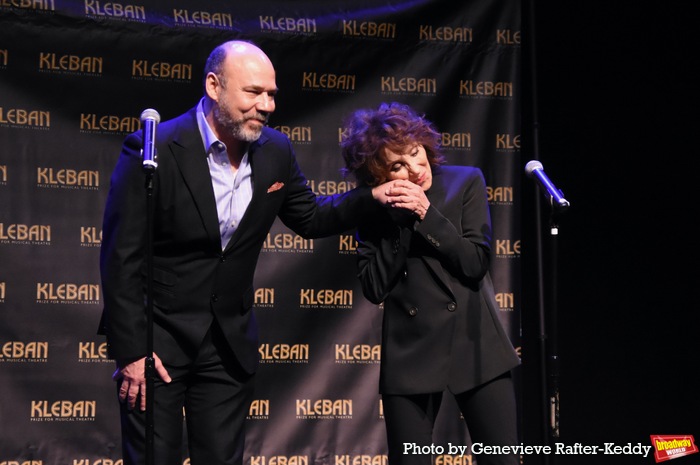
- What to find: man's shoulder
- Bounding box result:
[260,125,290,144]
[158,107,197,134]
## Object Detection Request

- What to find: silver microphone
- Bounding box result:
[525,160,570,211]
[140,108,160,172]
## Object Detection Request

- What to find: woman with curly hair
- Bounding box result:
[341,102,521,465]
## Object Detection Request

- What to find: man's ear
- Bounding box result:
[204,72,220,102]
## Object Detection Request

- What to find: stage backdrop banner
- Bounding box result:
[0,1,521,463]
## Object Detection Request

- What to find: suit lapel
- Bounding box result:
[222,133,272,253]
[420,166,456,299]
[168,111,221,249]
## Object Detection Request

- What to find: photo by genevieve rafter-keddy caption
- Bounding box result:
[402,435,699,463]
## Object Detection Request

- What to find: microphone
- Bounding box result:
[525,160,570,211]
[140,108,160,172]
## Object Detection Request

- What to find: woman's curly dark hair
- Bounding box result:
[340,102,445,186]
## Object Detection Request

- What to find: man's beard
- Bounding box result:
[215,100,266,142]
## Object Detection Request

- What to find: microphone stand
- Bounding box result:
[546,201,566,442]
[140,108,159,465]
[143,155,156,465]
[542,196,568,465]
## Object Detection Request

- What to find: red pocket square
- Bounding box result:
[267,181,284,193]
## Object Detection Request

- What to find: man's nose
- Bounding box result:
[257,93,275,112]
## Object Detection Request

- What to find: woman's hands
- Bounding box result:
[372,179,430,220]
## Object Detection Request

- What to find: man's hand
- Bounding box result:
[373,179,430,220]
[113,353,172,411]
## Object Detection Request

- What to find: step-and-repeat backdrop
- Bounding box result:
[0,1,521,463]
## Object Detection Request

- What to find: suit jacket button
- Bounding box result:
[447,302,456,312]
[211,294,219,302]
[408,307,417,316]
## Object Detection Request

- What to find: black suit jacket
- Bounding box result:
[356,165,520,395]
[99,106,374,373]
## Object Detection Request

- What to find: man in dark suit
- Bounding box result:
[99,40,398,465]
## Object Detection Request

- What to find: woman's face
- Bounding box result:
[381,143,433,191]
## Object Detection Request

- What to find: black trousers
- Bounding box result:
[118,321,255,465]
[382,372,519,465]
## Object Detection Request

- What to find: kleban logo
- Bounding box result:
[307,179,355,195]
[342,20,396,39]
[173,9,234,29]
[254,288,275,308]
[419,25,472,43]
[0,107,50,128]
[272,125,311,144]
[85,0,146,22]
[258,343,309,364]
[335,456,387,465]
[296,399,352,419]
[247,399,270,419]
[299,289,352,308]
[250,456,308,465]
[262,233,314,252]
[259,16,317,35]
[650,435,698,462]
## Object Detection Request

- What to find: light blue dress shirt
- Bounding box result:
[196,99,253,250]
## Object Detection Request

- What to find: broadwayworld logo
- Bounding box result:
[650,435,698,463]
